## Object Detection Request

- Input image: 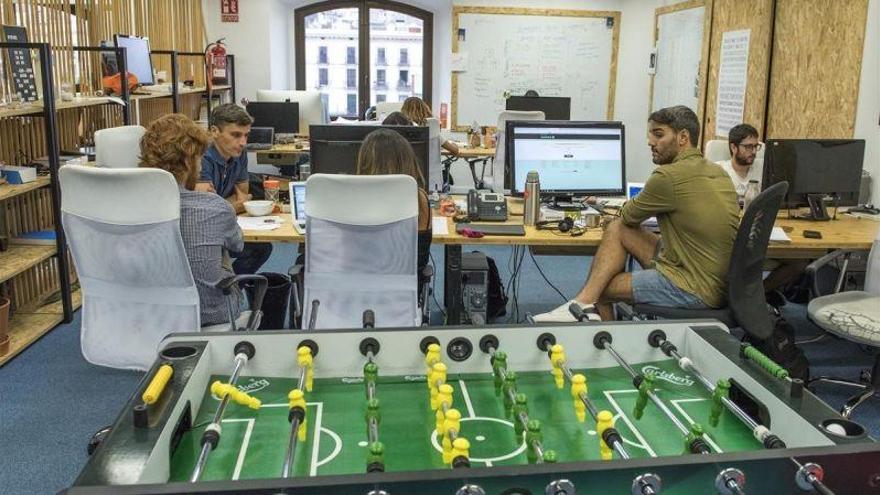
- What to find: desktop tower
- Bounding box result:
[459,252,490,325]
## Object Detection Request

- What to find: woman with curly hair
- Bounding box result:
[139,114,245,327]
[400,96,459,156]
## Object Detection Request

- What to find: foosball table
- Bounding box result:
[65,320,880,494]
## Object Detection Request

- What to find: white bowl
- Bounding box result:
[244,200,274,216]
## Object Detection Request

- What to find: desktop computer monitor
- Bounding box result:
[505,96,571,120]
[763,139,865,220]
[309,125,430,184]
[246,102,299,134]
[113,34,154,85]
[507,121,625,199]
[256,90,327,134]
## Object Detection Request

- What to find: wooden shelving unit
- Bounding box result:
[0,289,81,367]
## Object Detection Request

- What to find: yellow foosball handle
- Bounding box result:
[142,364,173,405]
[211,381,262,409]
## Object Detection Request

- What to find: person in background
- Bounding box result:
[524,89,540,97]
[195,103,272,275]
[401,96,459,156]
[717,123,763,203]
[716,123,806,306]
[534,105,739,322]
[357,129,432,290]
[139,114,243,327]
[382,111,413,126]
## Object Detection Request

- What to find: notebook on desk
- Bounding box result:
[289,181,306,234]
[457,223,525,236]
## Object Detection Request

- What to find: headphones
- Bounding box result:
[536,217,575,232]
[535,217,585,236]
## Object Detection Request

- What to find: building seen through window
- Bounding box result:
[302,6,424,118]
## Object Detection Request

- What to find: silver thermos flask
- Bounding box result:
[524,170,540,226]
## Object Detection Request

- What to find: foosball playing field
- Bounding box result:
[169,358,758,481]
[69,323,880,495]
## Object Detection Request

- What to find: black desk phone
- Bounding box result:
[467,190,508,221]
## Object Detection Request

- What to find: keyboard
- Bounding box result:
[457,223,525,236]
[247,143,273,151]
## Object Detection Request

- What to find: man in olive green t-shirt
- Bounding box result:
[535,105,739,322]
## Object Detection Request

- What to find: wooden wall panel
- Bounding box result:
[766,0,869,138]
[702,0,774,140]
[0,0,207,101]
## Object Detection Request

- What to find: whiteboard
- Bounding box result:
[452,8,620,130]
[652,5,706,112]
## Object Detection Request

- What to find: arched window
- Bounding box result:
[295,0,433,120]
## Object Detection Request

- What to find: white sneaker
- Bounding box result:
[532,300,601,323]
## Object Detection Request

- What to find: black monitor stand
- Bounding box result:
[546,195,586,211]
[791,194,838,221]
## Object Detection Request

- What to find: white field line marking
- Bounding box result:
[220,418,254,481]
[458,379,477,418]
[310,402,324,476]
[670,398,723,453]
[485,460,493,467]
[603,390,657,457]
[315,427,342,468]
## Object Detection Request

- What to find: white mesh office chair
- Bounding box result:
[805,229,880,417]
[295,174,421,330]
[485,110,545,193]
[94,125,146,168]
[60,166,266,370]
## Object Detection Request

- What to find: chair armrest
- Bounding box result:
[215,274,268,331]
[805,249,861,297]
[288,263,304,328]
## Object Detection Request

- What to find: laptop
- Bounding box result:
[627,182,658,231]
[247,127,275,151]
[289,181,306,234]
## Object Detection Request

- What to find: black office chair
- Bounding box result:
[632,181,789,340]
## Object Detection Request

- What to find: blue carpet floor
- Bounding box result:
[0,243,877,494]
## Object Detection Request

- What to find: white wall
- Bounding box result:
[201,0,292,101]
[856,0,880,203]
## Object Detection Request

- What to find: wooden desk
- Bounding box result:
[255,142,310,167]
[242,209,880,322]
[443,146,495,159]
[442,147,495,189]
[243,211,879,252]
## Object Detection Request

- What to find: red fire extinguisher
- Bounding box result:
[205,38,228,90]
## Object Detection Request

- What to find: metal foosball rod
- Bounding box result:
[421,339,470,468]
[281,343,315,478]
[714,467,747,495]
[478,335,558,464]
[574,313,714,455]
[791,459,835,495]
[533,333,631,461]
[647,330,787,449]
[359,310,388,473]
[190,341,258,482]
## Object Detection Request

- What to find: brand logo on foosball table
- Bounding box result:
[641,366,694,387]
[238,378,270,394]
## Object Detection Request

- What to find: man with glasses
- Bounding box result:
[717,123,763,204]
[717,123,805,306]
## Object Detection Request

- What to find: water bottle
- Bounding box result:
[429,185,441,209]
[299,163,310,181]
[524,170,541,226]
[743,180,760,212]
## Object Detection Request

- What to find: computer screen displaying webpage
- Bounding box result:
[511,126,623,194]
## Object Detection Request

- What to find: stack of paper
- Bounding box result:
[237,216,283,231]
[770,227,791,243]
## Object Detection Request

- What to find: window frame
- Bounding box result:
[295,0,433,119]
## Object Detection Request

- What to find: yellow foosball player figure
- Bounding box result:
[211,381,261,409]
[550,344,566,389]
[288,389,308,441]
[297,346,314,392]
[571,373,588,422]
